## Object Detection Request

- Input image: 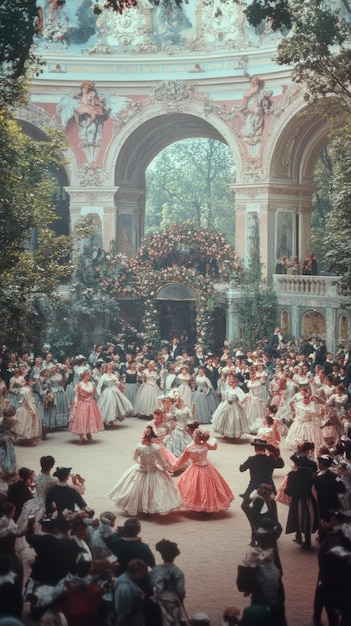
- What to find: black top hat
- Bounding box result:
[290,452,305,466]
[53,466,72,480]
[251,439,267,447]
[317,455,333,467]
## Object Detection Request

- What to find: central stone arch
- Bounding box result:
[107,109,242,255]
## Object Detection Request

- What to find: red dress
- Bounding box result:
[69,381,104,435]
[171,440,234,513]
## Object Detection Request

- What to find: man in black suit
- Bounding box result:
[45,467,92,517]
[107,517,155,574]
[240,440,285,499]
[314,455,346,527]
[239,440,284,545]
[204,354,219,389]
[169,337,182,362]
[314,339,327,368]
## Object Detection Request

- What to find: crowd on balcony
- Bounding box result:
[275,250,318,275]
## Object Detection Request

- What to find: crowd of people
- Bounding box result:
[1,331,351,624]
[275,250,318,276]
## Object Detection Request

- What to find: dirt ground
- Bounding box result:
[15,416,321,626]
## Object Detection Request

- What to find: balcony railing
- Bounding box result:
[272,274,342,297]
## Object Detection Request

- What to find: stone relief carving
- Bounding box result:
[90,1,152,53]
[193,0,253,51]
[35,1,285,55]
[274,84,304,119]
[153,80,195,112]
[17,104,58,132]
[112,100,144,135]
[57,82,131,162]
[77,164,111,187]
[239,157,266,183]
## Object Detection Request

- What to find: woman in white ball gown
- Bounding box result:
[211,376,248,442]
[176,365,193,409]
[108,425,182,516]
[97,362,133,426]
[133,361,161,417]
[165,394,193,457]
[285,388,324,451]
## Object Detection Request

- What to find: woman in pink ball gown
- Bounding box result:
[69,369,104,445]
[171,428,234,513]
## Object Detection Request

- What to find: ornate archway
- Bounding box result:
[301,310,326,337]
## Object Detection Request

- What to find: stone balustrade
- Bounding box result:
[272,274,342,297]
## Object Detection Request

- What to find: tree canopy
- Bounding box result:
[0,115,78,339]
[324,136,351,301]
[0,0,42,109]
[146,138,236,244]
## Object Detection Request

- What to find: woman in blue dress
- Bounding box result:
[192,366,219,424]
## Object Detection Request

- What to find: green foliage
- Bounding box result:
[236,286,278,351]
[275,0,351,118]
[237,214,278,349]
[145,139,236,244]
[324,134,351,302]
[0,116,83,341]
[311,146,333,273]
[0,0,43,109]
[244,0,291,30]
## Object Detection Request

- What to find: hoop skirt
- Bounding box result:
[211,387,248,439]
[192,375,219,424]
[49,373,70,427]
[133,370,161,416]
[69,382,104,435]
[109,443,182,516]
[172,442,234,512]
[123,371,140,408]
[285,401,324,450]
[244,384,265,433]
[97,374,133,423]
[12,387,42,441]
[165,406,193,457]
[176,374,193,409]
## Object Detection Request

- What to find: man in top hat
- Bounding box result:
[239,440,285,500]
[239,440,284,546]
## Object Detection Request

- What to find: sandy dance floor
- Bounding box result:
[15,416,320,626]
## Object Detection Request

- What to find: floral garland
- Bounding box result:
[97,221,244,349]
[133,220,242,281]
[136,266,217,349]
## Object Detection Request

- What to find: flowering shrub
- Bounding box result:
[132,220,242,281]
[95,222,243,350]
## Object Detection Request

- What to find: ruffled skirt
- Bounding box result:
[109,465,182,516]
[134,383,161,416]
[69,398,104,435]
[98,387,133,423]
[211,401,248,438]
[177,462,234,512]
